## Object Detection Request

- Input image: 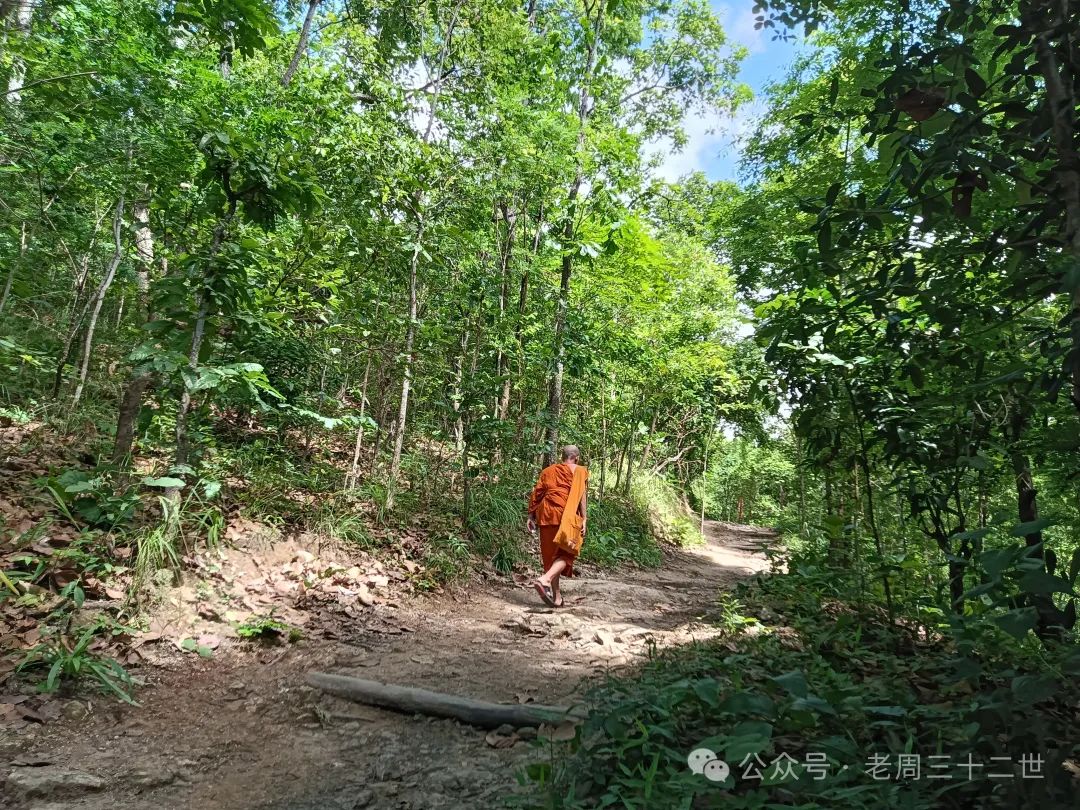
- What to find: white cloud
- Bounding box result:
[645,3,774,182]
[716,2,767,55]
[648,99,767,183]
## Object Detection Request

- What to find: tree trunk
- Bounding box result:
[281,0,321,87]
[174,193,236,470]
[5,0,33,102]
[112,374,152,465]
[623,397,639,497]
[452,325,468,452]
[72,195,125,407]
[543,5,604,465]
[1030,10,1080,414]
[700,433,709,536]
[598,385,607,501]
[495,200,516,420]
[0,219,25,316]
[132,194,153,321]
[306,672,584,729]
[345,351,373,490]
[113,200,160,467]
[385,2,459,505]
[387,215,424,508]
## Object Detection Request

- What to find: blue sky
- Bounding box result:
[653,2,801,184]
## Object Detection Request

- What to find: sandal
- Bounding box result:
[532,580,555,607]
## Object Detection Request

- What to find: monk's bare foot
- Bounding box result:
[532,580,555,607]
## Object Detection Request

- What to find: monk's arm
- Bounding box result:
[527,475,545,529]
[578,484,587,533]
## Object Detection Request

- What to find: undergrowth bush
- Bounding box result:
[523,548,1080,809]
[629,471,701,548]
[581,493,662,569]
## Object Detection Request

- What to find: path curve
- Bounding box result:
[3,522,773,810]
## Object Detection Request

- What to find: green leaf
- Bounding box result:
[691,678,720,707]
[791,694,836,715]
[865,705,906,717]
[994,607,1038,639]
[772,670,808,698]
[965,68,986,97]
[1010,518,1051,537]
[142,476,185,488]
[1019,570,1075,596]
[724,733,771,762]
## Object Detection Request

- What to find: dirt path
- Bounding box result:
[2,522,772,810]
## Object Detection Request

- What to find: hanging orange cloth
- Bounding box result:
[530,463,589,577]
[553,465,589,556]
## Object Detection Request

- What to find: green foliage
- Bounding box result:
[45,470,140,530]
[17,620,137,705]
[524,552,1080,808]
[630,471,701,549]
[581,494,662,569]
[235,612,302,643]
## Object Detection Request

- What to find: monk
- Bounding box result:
[527,445,589,608]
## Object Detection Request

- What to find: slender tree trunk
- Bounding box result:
[452,325,468,452]
[387,216,424,507]
[53,212,106,398]
[700,432,710,537]
[623,396,640,496]
[385,2,460,507]
[72,195,125,407]
[113,200,159,467]
[281,0,321,87]
[132,194,153,321]
[345,351,374,490]
[845,380,895,623]
[174,195,236,470]
[6,0,33,102]
[543,4,604,465]
[495,200,516,420]
[0,220,25,316]
[1030,10,1080,414]
[598,386,607,501]
[796,434,807,535]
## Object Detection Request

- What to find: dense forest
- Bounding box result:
[2,0,1080,807]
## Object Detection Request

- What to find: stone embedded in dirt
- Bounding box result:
[126,767,180,788]
[5,767,106,799]
[60,701,90,722]
[357,585,375,607]
[484,729,518,749]
[592,629,616,647]
[516,726,538,740]
[500,616,545,637]
[538,721,577,742]
[9,754,54,767]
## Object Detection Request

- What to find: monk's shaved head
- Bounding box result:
[561,445,580,461]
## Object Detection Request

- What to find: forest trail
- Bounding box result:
[3,523,772,810]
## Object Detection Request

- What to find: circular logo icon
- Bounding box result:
[687,748,718,775]
[703,758,731,782]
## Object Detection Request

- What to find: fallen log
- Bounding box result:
[306,672,587,730]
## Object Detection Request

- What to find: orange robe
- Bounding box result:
[529,463,588,577]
